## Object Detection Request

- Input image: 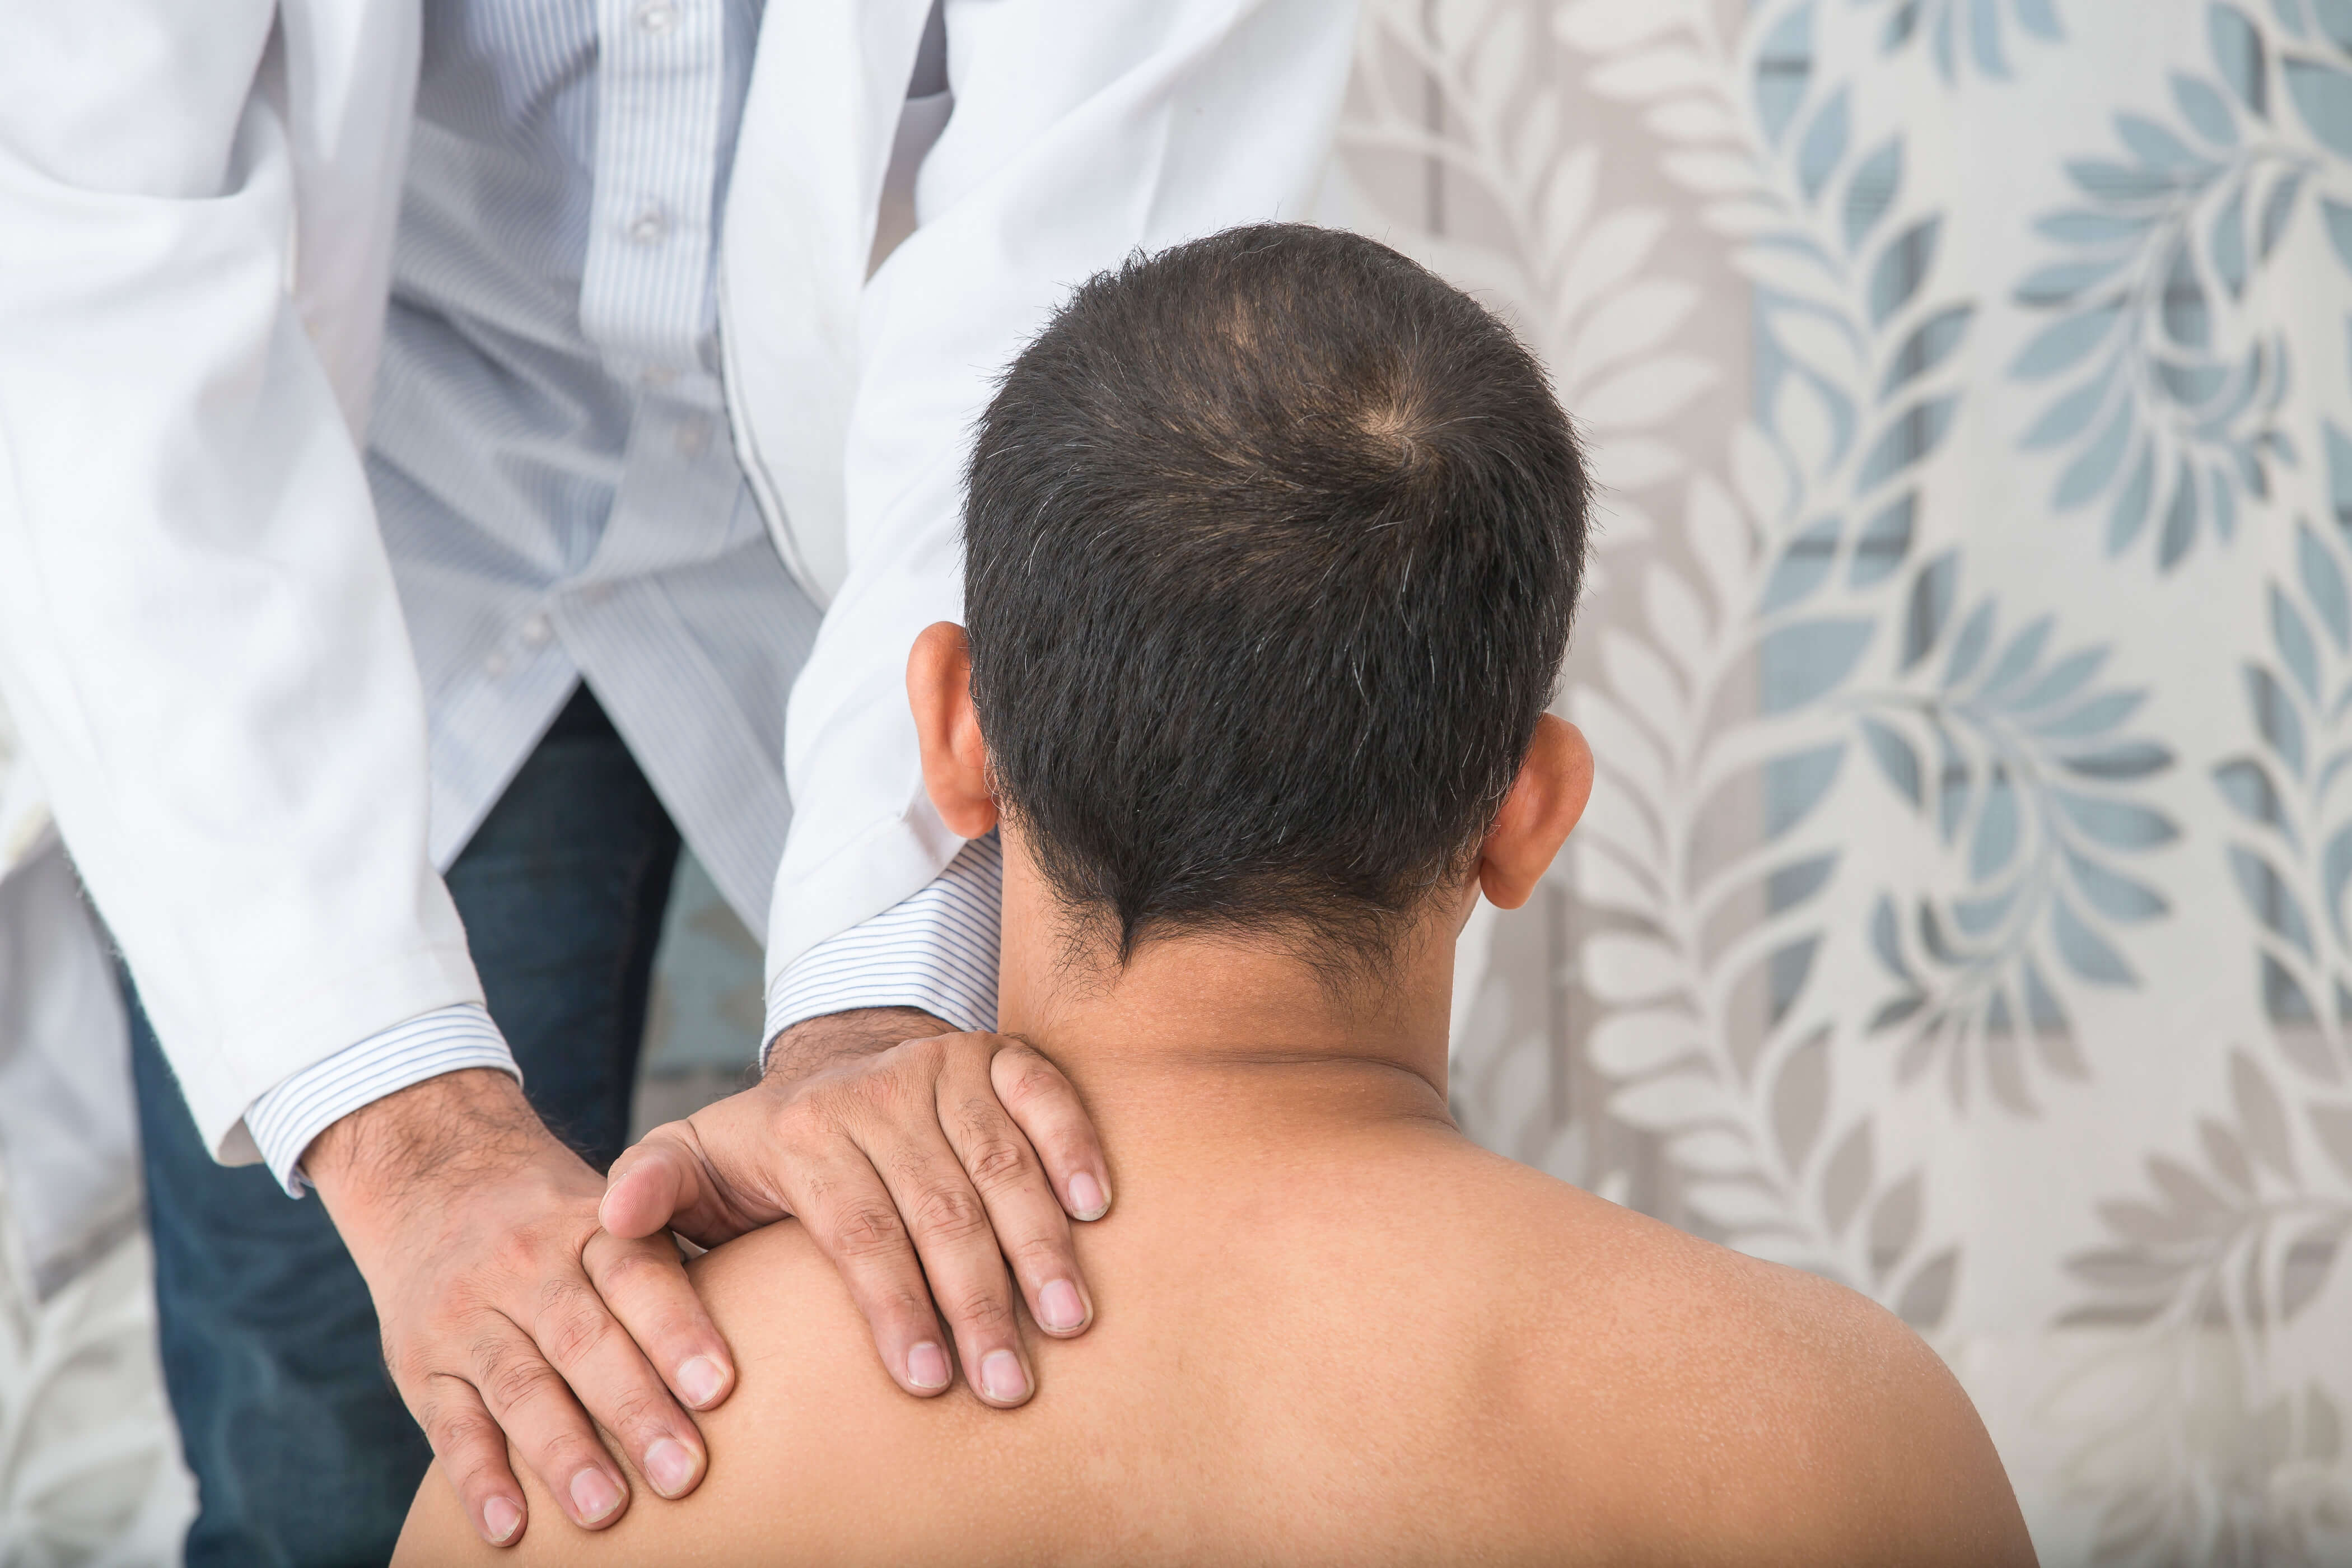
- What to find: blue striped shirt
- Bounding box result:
[247,0,993,1193]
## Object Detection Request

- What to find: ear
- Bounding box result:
[1476,715,1594,911]
[907,622,998,838]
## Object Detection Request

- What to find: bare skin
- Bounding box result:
[395,624,2036,1565]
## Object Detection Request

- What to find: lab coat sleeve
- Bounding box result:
[0,0,489,1163]
[765,0,1358,991]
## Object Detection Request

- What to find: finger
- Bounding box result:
[937,1048,1093,1340]
[603,1123,755,1247]
[521,1267,712,1506]
[585,1228,737,1413]
[468,1318,634,1530]
[851,1113,1034,1408]
[991,1040,1114,1221]
[786,1138,961,1398]
[414,1371,530,1548]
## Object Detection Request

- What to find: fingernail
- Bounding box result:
[1038,1278,1086,1332]
[570,1467,623,1524]
[483,1495,524,1544]
[907,1341,951,1390]
[979,1348,1030,1403]
[678,1354,728,1407]
[1068,1171,1108,1220]
[644,1437,699,1498]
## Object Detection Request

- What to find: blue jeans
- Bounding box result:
[130,685,681,1567]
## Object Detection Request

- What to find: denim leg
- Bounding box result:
[133,684,681,1566]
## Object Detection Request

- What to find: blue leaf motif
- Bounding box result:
[2211,461,2241,540]
[1978,617,2055,700]
[2316,0,2352,49]
[2108,447,2157,555]
[2034,690,2148,739]
[1903,552,1961,670]
[1968,0,2012,77]
[2055,403,2136,510]
[2156,357,2230,406]
[1944,601,1996,688]
[2015,0,2062,38]
[1936,724,1971,843]
[2246,664,2309,774]
[2273,584,2322,699]
[2116,114,2208,171]
[1761,621,1876,713]
[2298,524,2350,647]
[2066,848,2171,922]
[2211,183,2251,299]
[2011,648,2107,713]
[2214,757,2297,842]
[1767,852,1839,910]
[2013,301,2125,380]
[2055,791,2182,849]
[1756,6,1815,148]
[1861,717,1924,806]
[2160,240,2213,350]
[1798,86,1851,203]
[1871,893,1914,980]
[2061,740,2175,780]
[1954,885,2019,936]
[1850,493,1916,587]
[2065,160,2185,202]
[2258,170,2306,258]
[2322,819,2352,943]
[2210,2,2271,116]
[1859,396,1960,491]
[1764,743,1848,838]
[2157,459,2201,570]
[2052,895,2139,984]
[1882,306,1975,398]
[1845,138,1903,252]
[1870,218,1943,325]
[2328,421,2352,536]
[2014,257,2130,307]
[2021,379,2112,450]
[1762,516,1841,612]
[2035,212,2157,244]
[2322,198,2352,274]
[2172,72,2242,143]
[1971,765,2021,877]
[2228,844,2317,955]
[2285,56,2352,155]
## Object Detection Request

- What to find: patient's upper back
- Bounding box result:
[398,1116,2029,1566]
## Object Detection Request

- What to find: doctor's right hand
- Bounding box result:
[305,1067,732,1550]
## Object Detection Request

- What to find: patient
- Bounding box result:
[396,224,2034,1565]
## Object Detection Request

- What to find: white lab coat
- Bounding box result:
[0,0,1355,1164]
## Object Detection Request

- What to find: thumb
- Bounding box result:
[602,1124,740,1245]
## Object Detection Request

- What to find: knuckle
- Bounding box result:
[910,1184,990,1244]
[1008,1234,1071,1278]
[827,1201,911,1260]
[945,1285,1013,1334]
[993,1049,1065,1109]
[961,1133,1033,1192]
[482,1350,565,1416]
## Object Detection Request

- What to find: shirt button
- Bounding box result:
[636,0,678,32]
[641,366,676,389]
[628,207,668,245]
[520,613,553,649]
[483,650,511,679]
[578,583,615,606]
[675,417,710,458]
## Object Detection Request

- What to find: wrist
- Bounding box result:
[304,1066,549,1222]
[763,1006,955,1086]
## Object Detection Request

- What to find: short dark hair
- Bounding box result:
[963,223,1588,977]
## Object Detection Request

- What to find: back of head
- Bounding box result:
[964,223,1589,977]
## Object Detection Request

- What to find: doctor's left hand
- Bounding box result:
[601,1005,1112,1410]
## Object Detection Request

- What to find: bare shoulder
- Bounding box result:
[393,1220,983,1567]
[1463,1151,2036,1566]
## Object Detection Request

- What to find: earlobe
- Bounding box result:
[1477,715,1593,911]
[906,622,999,839]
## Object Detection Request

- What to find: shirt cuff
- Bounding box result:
[244,1003,520,1197]
[763,831,1004,1057]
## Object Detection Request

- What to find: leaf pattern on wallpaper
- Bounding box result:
[2049,1042,2352,1561]
[1852,592,2182,1114]
[1851,0,2065,82]
[2009,1,2352,571]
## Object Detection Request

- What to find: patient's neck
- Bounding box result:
[993,834,1460,1146]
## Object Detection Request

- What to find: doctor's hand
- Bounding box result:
[306,1069,731,1550]
[600,1006,1111,1408]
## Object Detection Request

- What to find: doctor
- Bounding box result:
[0,1,1354,1559]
